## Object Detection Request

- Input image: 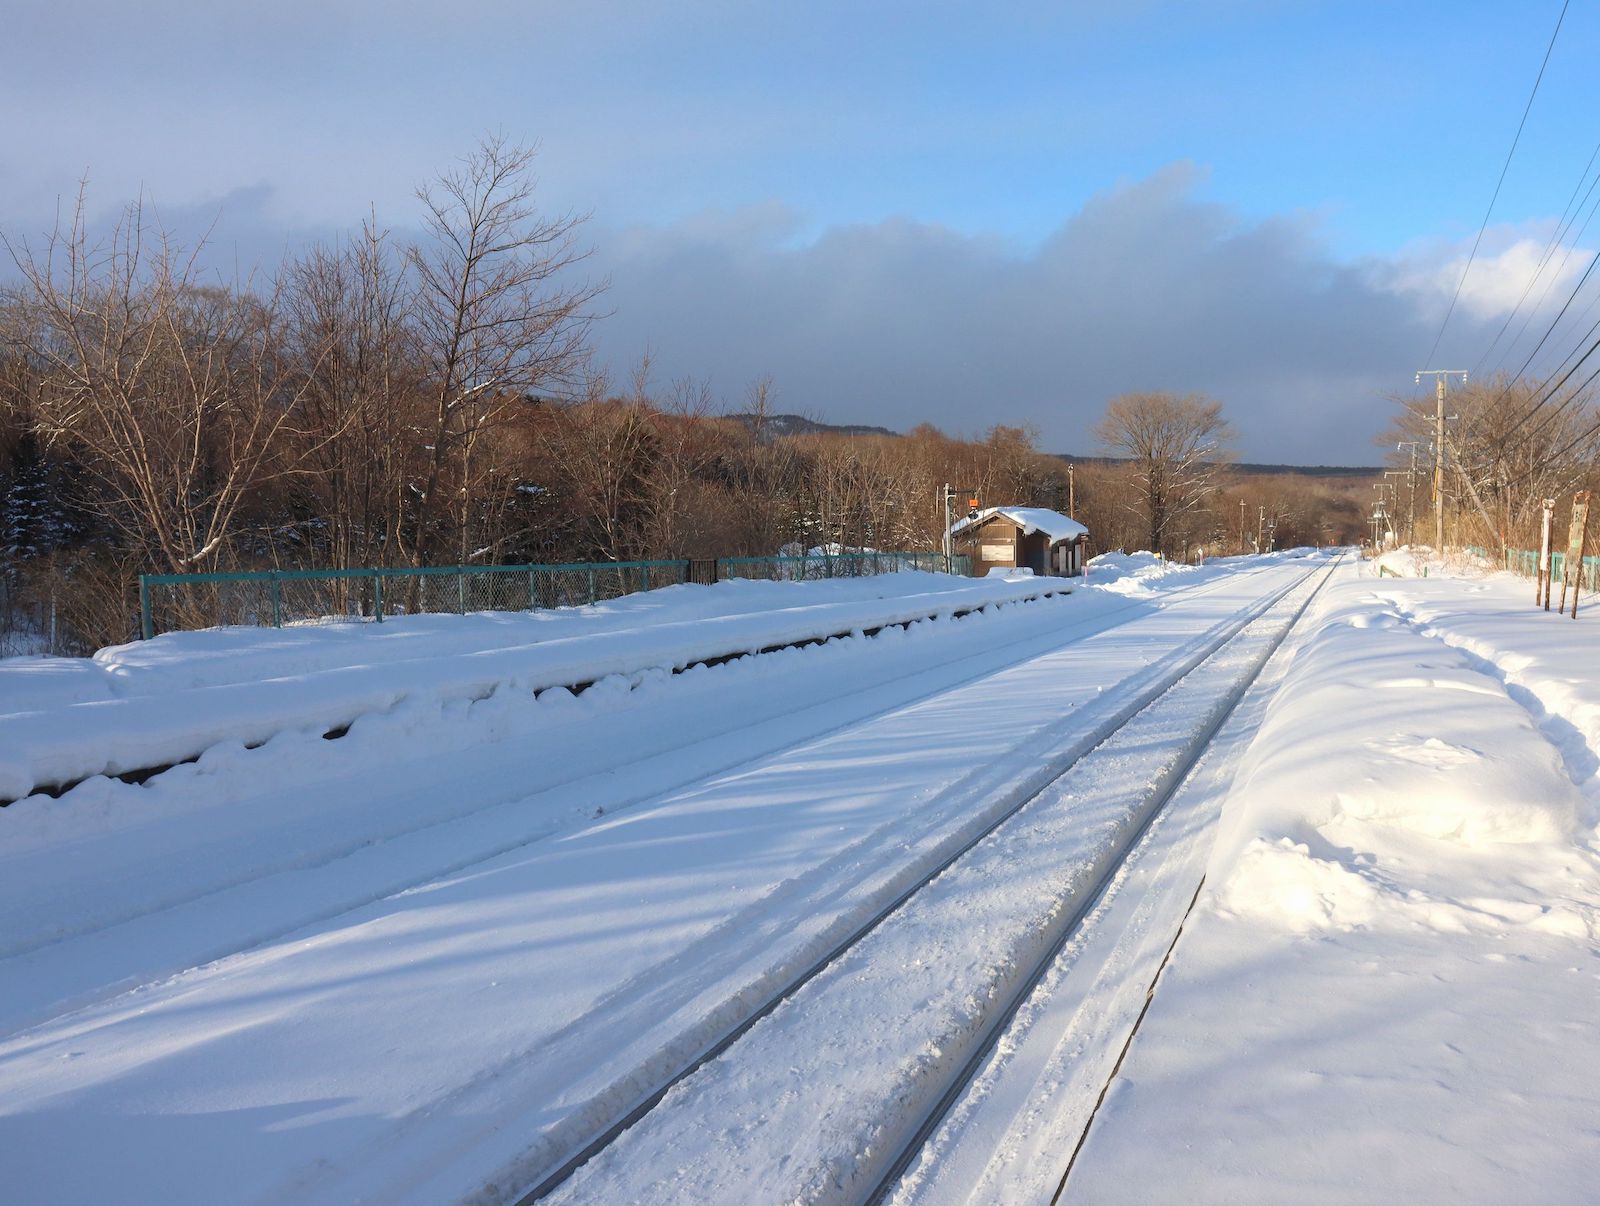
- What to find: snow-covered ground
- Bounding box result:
[0,571,1075,798]
[936,553,1600,1204]
[0,554,1304,1204]
[7,550,1592,1205]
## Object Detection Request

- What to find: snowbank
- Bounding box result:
[0,572,993,712]
[1070,563,1600,1203]
[0,574,1068,800]
[1211,584,1579,883]
[1368,544,1495,580]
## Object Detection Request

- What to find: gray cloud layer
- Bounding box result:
[588,164,1473,464]
[4,164,1498,466]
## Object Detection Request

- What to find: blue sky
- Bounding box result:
[5,0,1597,461]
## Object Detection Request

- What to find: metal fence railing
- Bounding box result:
[138,552,973,639]
[1500,547,1600,593]
[719,551,957,582]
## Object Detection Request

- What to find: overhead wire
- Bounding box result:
[1423,0,1572,368]
[1473,139,1600,379]
[1459,204,1600,449]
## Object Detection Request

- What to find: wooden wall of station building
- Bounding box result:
[953,514,1086,577]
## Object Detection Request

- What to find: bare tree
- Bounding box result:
[1093,392,1233,556]
[3,193,307,573]
[407,135,603,566]
[1383,375,1600,550]
[281,221,413,573]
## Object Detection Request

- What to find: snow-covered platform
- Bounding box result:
[1032,558,1600,1204]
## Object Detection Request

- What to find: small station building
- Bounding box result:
[950,506,1090,577]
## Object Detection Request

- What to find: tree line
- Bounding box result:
[2,139,1376,653]
[1379,376,1600,555]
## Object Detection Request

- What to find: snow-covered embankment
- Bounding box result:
[1070,565,1600,1203]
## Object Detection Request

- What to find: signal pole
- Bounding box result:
[1416,370,1467,550]
[942,483,979,572]
[942,484,956,571]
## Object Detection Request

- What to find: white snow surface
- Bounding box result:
[0,571,1067,799]
[12,551,1593,1205]
[0,554,1307,1204]
[1063,559,1600,1203]
[547,563,1327,1204]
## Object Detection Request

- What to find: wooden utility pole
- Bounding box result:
[1398,441,1423,545]
[1416,371,1467,550]
[1067,463,1076,520]
[1559,492,1591,618]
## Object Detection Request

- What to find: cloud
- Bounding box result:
[5,164,1572,467]
[585,164,1514,464]
[1383,224,1597,329]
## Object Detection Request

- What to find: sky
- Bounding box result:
[5,0,1599,463]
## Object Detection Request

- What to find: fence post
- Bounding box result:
[373,571,384,623]
[1538,500,1555,610]
[528,567,538,611]
[588,567,596,605]
[139,576,153,640]
[270,574,283,628]
[1559,492,1591,618]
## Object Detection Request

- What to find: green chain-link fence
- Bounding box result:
[1499,547,1600,592]
[719,551,953,582]
[138,552,972,639]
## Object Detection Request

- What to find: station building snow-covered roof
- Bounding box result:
[949,506,1088,543]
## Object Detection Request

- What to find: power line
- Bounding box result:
[1500,244,1600,386]
[1503,325,1600,450]
[1424,0,1571,367]
[1461,236,1600,440]
[1474,137,1600,378]
[1502,388,1600,490]
[1486,250,1600,452]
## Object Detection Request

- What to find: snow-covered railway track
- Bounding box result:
[520,557,1338,1204]
[0,558,1332,1206]
[868,554,1341,1206]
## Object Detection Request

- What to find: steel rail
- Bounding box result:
[861,554,1342,1205]
[514,556,1335,1203]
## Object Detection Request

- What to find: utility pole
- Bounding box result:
[1067,463,1076,520]
[942,483,978,573]
[1416,371,1467,550]
[1257,505,1266,553]
[1238,498,1247,554]
[1398,441,1423,545]
[942,483,956,572]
